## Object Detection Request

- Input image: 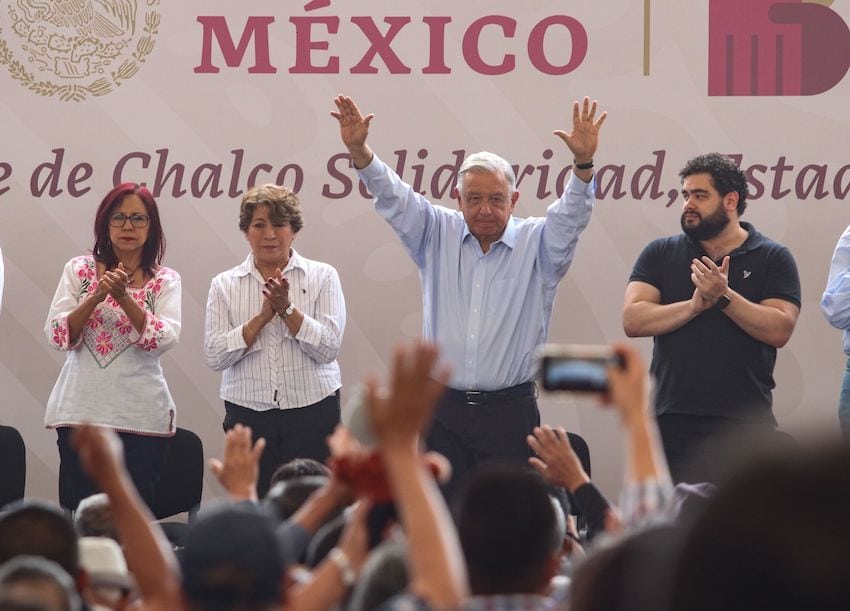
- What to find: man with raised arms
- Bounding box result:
[332,94,606,496]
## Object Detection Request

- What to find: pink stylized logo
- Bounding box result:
[708,0,850,95]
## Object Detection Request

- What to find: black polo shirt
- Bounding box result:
[629,222,801,423]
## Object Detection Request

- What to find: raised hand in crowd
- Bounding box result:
[528,342,671,538]
[602,343,650,422]
[73,424,126,493]
[366,342,449,450]
[210,423,266,502]
[527,424,620,541]
[363,342,467,608]
[72,425,183,611]
[603,342,670,487]
[528,425,590,493]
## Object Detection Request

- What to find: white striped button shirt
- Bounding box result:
[204,250,345,410]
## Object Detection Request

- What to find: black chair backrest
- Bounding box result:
[0,425,26,508]
[567,431,591,478]
[151,427,203,521]
[565,432,591,519]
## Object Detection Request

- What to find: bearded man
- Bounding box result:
[623,153,800,483]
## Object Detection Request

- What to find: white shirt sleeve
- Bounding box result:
[292,265,346,364]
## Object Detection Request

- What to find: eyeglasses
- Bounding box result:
[110,213,150,228]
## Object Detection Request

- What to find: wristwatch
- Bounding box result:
[281,303,296,318]
[714,293,732,310]
[329,547,356,587]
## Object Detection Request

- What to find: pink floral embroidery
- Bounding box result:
[86,311,103,331]
[141,337,158,351]
[116,316,133,335]
[51,320,68,349]
[95,331,113,355]
[77,265,95,281]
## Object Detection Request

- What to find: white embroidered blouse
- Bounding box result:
[44,255,182,436]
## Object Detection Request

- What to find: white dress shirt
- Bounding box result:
[822,223,850,354]
[357,155,594,390]
[204,250,345,410]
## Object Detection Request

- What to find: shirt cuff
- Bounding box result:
[226,325,250,353]
[566,170,596,196]
[356,153,384,181]
[294,314,323,346]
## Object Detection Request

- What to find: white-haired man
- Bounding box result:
[332,95,606,496]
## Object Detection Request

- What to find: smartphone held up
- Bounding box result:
[538,344,624,393]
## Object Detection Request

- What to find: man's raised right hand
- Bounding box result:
[331,95,375,169]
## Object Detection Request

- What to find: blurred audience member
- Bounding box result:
[74,495,118,543]
[269,458,330,488]
[78,537,135,611]
[0,502,80,594]
[672,441,850,611]
[0,556,81,611]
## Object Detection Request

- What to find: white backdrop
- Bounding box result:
[1,0,849,502]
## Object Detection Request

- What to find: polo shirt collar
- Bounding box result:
[734,222,764,254]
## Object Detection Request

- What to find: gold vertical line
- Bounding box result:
[643,0,651,75]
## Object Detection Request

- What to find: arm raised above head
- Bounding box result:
[367,343,468,608]
[553,96,607,183]
[331,95,375,170]
[73,425,183,611]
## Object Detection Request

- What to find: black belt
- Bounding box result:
[442,382,535,404]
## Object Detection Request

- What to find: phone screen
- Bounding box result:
[541,355,610,392]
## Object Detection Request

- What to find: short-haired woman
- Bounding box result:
[204,185,345,497]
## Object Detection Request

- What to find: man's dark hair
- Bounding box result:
[181,504,285,611]
[263,476,329,522]
[0,555,82,611]
[0,502,79,578]
[673,441,850,611]
[269,459,330,489]
[679,153,748,215]
[570,525,683,611]
[453,464,559,595]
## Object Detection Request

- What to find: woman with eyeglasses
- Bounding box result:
[44,183,181,511]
